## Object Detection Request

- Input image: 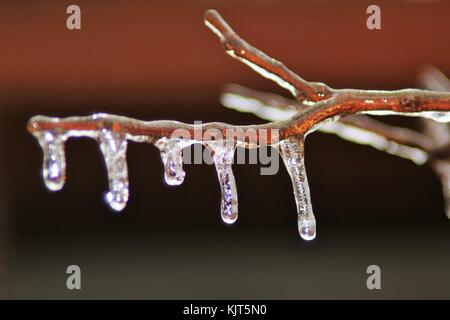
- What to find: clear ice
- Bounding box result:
[208,141,238,224]
[155,137,190,186]
[34,131,67,191]
[279,137,316,240]
[98,130,129,212]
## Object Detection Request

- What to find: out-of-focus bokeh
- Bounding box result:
[0,0,449,299]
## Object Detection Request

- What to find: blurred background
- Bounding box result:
[0,0,449,299]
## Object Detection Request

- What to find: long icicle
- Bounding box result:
[279,137,316,240]
[209,141,238,224]
[98,130,129,212]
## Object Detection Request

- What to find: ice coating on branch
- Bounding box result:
[155,137,191,186]
[279,137,316,240]
[98,130,129,212]
[34,131,67,191]
[209,142,238,224]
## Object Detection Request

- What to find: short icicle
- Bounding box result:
[209,141,238,224]
[98,129,129,212]
[34,131,67,191]
[155,137,188,186]
[279,136,316,241]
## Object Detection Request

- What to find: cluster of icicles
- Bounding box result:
[31,115,317,240]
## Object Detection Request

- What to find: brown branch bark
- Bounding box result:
[203,10,332,102]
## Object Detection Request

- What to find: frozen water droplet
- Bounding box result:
[209,142,238,224]
[34,131,67,191]
[99,130,129,212]
[298,214,316,241]
[279,137,316,241]
[155,138,188,186]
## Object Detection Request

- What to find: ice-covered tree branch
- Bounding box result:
[417,67,450,218]
[28,10,450,240]
[221,84,434,164]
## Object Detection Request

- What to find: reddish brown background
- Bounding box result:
[0,0,449,109]
[0,0,449,299]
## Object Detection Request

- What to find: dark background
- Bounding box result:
[0,0,449,299]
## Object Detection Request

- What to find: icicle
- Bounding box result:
[34,131,67,191]
[209,141,238,224]
[155,137,188,186]
[98,130,129,212]
[279,137,316,240]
